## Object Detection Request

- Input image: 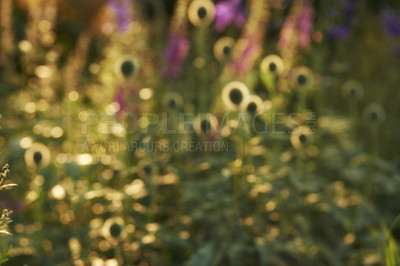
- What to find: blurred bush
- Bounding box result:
[0,0,400,265]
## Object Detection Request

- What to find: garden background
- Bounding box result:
[1,0,400,265]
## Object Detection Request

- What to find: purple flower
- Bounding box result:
[114,85,138,117]
[298,0,314,49]
[327,26,351,40]
[115,86,126,115]
[214,0,246,32]
[393,44,400,56]
[231,35,262,75]
[161,35,191,79]
[381,9,400,37]
[108,0,132,32]
[344,0,357,26]
[277,14,296,49]
[326,0,357,40]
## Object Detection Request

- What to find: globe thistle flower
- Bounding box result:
[108,0,132,32]
[214,0,246,32]
[260,54,285,75]
[116,56,138,79]
[221,81,250,110]
[163,92,184,111]
[291,66,313,88]
[241,95,264,115]
[188,0,216,27]
[101,217,126,244]
[194,113,219,138]
[363,103,386,125]
[290,126,313,149]
[138,159,157,178]
[213,36,235,62]
[342,79,364,101]
[24,143,51,169]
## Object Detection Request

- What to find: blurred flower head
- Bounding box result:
[241,95,264,115]
[194,113,219,138]
[163,92,184,111]
[363,103,386,125]
[298,0,314,50]
[102,217,126,243]
[327,0,357,40]
[24,143,51,169]
[342,79,364,101]
[138,159,157,178]
[188,0,216,27]
[260,54,285,75]
[222,81,250,110]
[230,35,264,76]
[116,56,138,78]
[213,36,235,62]
[381,9,400,37]
[327,26,351,40]
[290,126,313,149]
[291,66,313,88]
[108,0,132,32]
[214,0,246,32]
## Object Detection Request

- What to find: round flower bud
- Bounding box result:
[363,103,386,125]
[188,0,216,27]
[221,81,250,110]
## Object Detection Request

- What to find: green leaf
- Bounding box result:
[255,243,270,266]
[0,245,10,265]
[187,242,221,266]
[0,183,17,191]
[260,72,276,92]
[0,230,11,236]
[227,243,242,266]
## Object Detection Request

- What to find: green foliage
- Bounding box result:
[372,216,400,266]
[0,0,399,265]
[0,164,15,265]
[0,246,11,266]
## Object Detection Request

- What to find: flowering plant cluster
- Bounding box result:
[0,0,400,265]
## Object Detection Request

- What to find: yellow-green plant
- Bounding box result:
[0,164,16,265]
[372,215,400,266]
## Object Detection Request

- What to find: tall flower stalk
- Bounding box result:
[161,0,191,79]
[222,0,270,80]
[108,0,132,32]
[278,0,314,71]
